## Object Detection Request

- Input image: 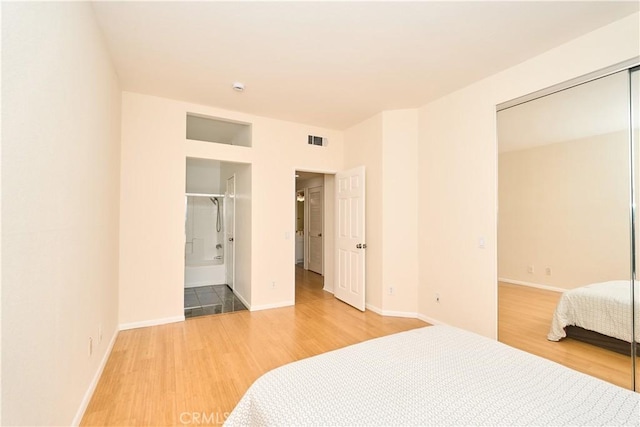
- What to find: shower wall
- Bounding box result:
[185,196,225,265]
[185,158,227,288]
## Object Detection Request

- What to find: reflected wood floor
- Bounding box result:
[81,266,427,426]
[498,282,635,390]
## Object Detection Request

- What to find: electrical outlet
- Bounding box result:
[88,337,93,357]
[527,265,535,274]
[545,267,552,276]
[388,286,394,295]
[435,293,440,303]
[98,324,103,344]
[271,281,276,289]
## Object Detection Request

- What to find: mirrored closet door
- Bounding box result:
[631,66,639,390]
[497,64,639,391]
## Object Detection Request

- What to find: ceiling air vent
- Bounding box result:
[308,135,328,147]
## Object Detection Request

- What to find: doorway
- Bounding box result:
[295,171,326,295]
[293,167,366,310]
[184,158,250,318]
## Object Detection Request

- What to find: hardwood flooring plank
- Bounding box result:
[82,267,426,426]
[83,276,637,426]
[498,281,635,390]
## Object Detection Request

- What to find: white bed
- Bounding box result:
[225,325,639,426]
[547,280,639,343]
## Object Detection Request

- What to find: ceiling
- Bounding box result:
[91,1,638,130]
[296,171,323,181]
[498,70,631,153]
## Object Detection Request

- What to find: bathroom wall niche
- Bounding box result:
[186,113,252,147]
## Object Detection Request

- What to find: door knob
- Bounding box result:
[229,237,234,242]
[356,243,362,249]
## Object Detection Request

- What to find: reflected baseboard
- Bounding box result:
[498,278,566,293]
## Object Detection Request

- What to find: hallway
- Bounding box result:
[294,264,333,305]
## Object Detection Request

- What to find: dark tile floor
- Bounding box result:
[184,285,247,318]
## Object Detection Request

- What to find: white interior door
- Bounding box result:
[308,186,323,274]
[334,166,366,311]
[225,175,235,290]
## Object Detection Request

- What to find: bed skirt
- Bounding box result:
[565,326,639,356]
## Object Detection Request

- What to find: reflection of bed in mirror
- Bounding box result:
[547,280,639,355]
[498,65,640,391]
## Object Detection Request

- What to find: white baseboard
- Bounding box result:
[72,328,118,426]
[416,313,447,326]
[322,286,334,294]
[365,303,383,314]
[119,315,185,331]
[382,310,419,318]
[498,277,565,293]
[365,303,418,319]
[249,301,294,312]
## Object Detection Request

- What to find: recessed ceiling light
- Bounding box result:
[232,82,245,92]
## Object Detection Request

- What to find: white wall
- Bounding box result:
[417,13,639,338]
[119,93,186,328]
[381,110,419,315]
[119,92,344,325]
[2,2,121,425]
[499,132,630,289]
[186,158,222,194]
[343,110,420,315]
[344,114,384,309]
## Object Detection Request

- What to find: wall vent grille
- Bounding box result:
[308,135,328,147]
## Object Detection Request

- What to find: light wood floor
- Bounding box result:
[82,278,636,425]
[81,267,427,426]
[498,281,635,390]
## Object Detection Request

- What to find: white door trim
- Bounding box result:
[225,174,236,290]
[308,185,324,275]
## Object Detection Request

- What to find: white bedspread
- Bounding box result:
[226,326,639,426]
[547,280,639,342]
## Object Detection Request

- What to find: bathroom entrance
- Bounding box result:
[184,158,250,318]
